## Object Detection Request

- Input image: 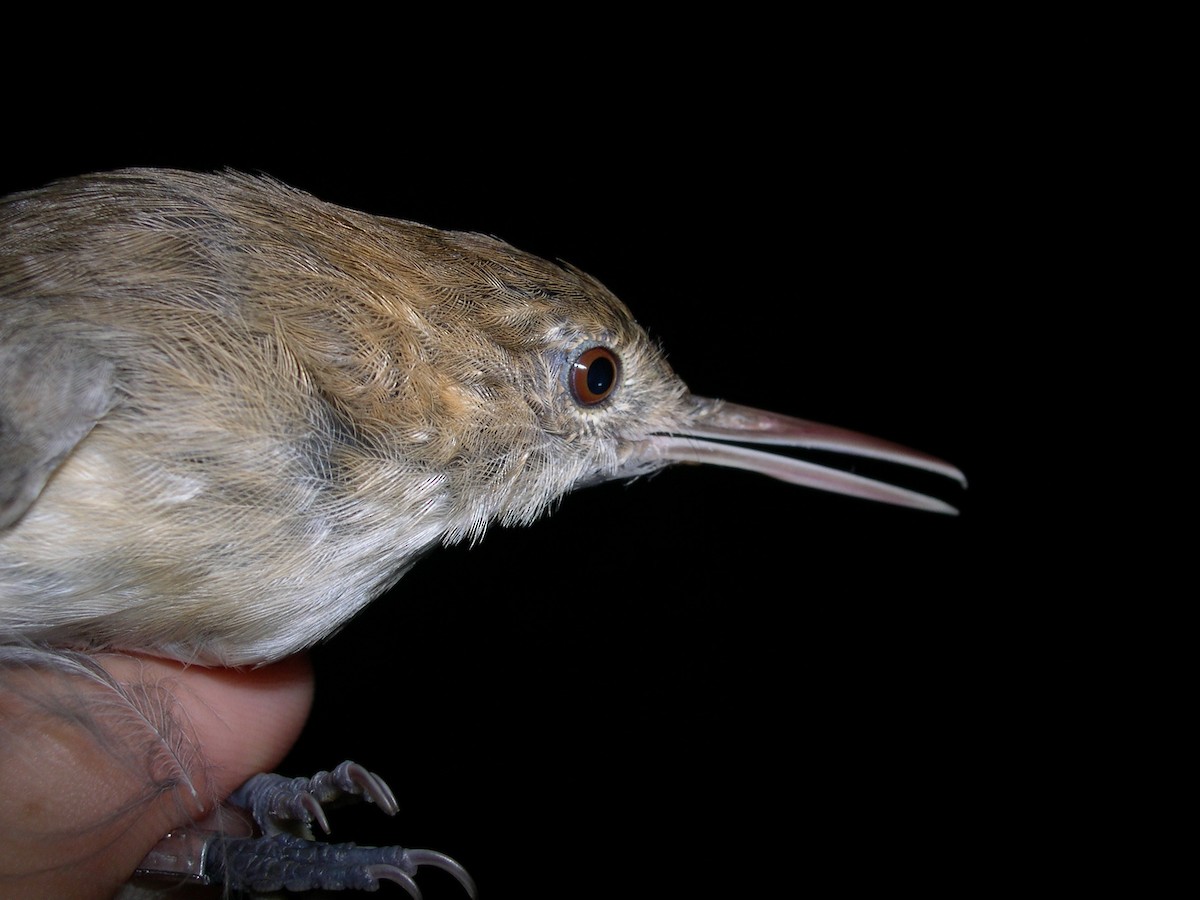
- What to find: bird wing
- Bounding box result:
[0,329,116,529]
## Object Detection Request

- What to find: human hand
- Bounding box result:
[0,650,313,898]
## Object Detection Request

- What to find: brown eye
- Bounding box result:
[570,346,620,406]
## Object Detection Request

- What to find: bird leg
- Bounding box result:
[135,761,477,898]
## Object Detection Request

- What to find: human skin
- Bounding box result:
[0,651,313,898]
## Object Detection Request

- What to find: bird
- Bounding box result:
[0,168,965,896]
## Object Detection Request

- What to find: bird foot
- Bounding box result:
[230,759,400,840]
[206,833,476,897]
[134,760,476,898]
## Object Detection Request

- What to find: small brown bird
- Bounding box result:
[0,169,964,895]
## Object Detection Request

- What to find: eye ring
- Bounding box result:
[570,346,620,406]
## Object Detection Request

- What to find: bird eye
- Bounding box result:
[570,346,620,406]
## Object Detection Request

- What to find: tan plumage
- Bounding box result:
[0,169,698,665]
[1,168,962,671]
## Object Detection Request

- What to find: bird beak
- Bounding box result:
[644,399,967,515]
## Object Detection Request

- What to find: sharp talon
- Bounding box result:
[216,764,474,895]
[331,759,361,786]
[369,771,399,814]
[300,792,330,834]
[342,761,399,815]
[408,848,479,898]
[368,865,423,900]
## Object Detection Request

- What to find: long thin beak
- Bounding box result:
[648,399,966,515]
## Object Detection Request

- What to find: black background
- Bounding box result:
[5,56,997,897]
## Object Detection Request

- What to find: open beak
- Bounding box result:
[646,399,967,515]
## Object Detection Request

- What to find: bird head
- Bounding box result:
[299,219,965,543]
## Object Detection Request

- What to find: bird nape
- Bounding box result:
[0,169,964,897]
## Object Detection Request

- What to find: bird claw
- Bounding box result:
[228,759,400,839]
[134,761,474,896]
[206,833,478,897]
